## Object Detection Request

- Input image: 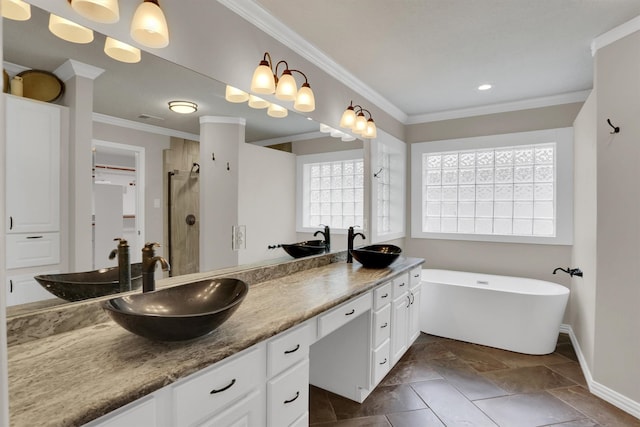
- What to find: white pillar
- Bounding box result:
[199,116,245,271]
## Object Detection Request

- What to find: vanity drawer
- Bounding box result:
[373,281,392,310]
[6,232,60,269]
[267,359,309,427]
[409,267,422,287]
[267,321,313,377]
[173,344,266,427]
[373,304,391,348]
[392,273,409,298]
[317,292,372,338]
[372,339,391,385]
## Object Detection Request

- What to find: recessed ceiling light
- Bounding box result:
[478,84,492,91]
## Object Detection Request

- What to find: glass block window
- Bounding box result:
[301,157,364,230]
[376,143,391,234]
[421,143,556,237]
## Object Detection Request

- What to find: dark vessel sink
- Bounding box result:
[281,239,327,258]
[34,263,143,302]
[351,244,402,268]
[103,278,249,342]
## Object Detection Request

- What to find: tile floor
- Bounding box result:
[309,333,640,427]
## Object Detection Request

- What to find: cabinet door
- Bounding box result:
[5,95,60,233]
[391,293,410,365]
[198,388,265,427]
[86,396,157,427]
[6,273,57,306]
[408,285,421,344]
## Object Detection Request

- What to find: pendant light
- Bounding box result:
[353,111,367,135]
[248,95,269,109]
[104,37,141,63]
[49,14,94,44]
[339,102,356,128]
[364,118,377,139]
[70,0,119,24]
[251,53,276,94]
[275,69,297,101]
[267,103,288,118]
[131,0,170,48]
[340,101,377,139]
[1,0,31,21]
[293,82,315,112]
[225,85,249,103]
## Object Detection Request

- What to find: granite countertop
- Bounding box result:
[8,257,424,427]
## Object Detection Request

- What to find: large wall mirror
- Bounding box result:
[3,5,365,317]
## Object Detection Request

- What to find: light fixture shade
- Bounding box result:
[341,134,356,142]
[131,0,170,49]
[48,14,94,44]
[330,129,344,138]
[319,123,332,133]
[267,103,288,118]
[168,101,197,114]
[248,95,269,109]
[364,119,377,139]
[225,85,249,103]
[293,83,315,112]
[251,61,276,94]
[104,37,141,63]
[70,0,119,24]
[2,0,30,20]
[353,113,367,134]
[275,71,297,101]
[340,107,356,129]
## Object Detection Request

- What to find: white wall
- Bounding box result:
[238,144,297,264]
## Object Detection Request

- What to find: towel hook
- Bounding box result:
[607,119,620,134]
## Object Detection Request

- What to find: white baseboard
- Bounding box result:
[560,324,640,419]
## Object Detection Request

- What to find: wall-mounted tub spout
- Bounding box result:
[553,267,583,278]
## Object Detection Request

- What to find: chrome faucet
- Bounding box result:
[109,238,131,292]
[141,242,170,292]
[347,226,366,263]
[314,225,331,253]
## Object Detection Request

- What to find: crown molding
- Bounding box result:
[591,14,640,56]
[405,90,591,124]
[93,113,200,141]
[199,116,246,126]
[55,59,105,81]
[217,0,408,124]
[250,131,326,147]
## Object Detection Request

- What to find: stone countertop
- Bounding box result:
[8,257,424,427]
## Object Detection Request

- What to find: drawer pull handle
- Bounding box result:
[284,344,300,354]
[399,282,406,287]
[345,309,355,316]
[406,295,411,308]
[379,358,387,365]
[284,391,300,404]
[9,216,13,230]
[381,322,388,329]
[210,378,236,394]
[410,293,415,305]
[9,280,13,293]
[26,235,43,239]
[414,274,420,278]
[381,293,389,299]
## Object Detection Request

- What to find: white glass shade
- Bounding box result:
[48,14,94,44]
[353,113,367,134]
[2,0,30,21]
[267,103,288,118]
[275,71,297,101]
[340,107,356,129]
[364,119,377,139]
[248,95,269,109]
[341,134,356,142]
[71,0,119,24]
[330,129,344,138]
[225,85,249,103]
[319,123,332,133]
[293,84,315,112]
[168,101,197,114]
[130,0,170,48]
[251,62,276,94]
[104,37,141,63]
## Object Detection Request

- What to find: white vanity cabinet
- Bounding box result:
[390,273,411,365]
[408,268,422,343]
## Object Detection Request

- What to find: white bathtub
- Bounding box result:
[420,269,569,355]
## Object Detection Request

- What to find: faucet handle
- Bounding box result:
[144,242,161,249]
[113,237,129,246]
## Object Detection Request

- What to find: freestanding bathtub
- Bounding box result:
[420,269,569,355]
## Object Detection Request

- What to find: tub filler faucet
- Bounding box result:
[347,226,366,263]
[142,242,171,292]
[553,267,583,278]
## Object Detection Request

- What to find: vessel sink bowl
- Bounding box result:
[103,278,249,342]
[34,263,143,302]
[281,239,327,258]
[351,244,402,268]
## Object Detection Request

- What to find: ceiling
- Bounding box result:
[243,0,640,121]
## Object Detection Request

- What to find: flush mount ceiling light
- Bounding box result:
[131,0,170,48]
[225,85,250,103]
[168,101,197,114]
[48,14,94,44]
[250,52,316,112]
[69,0,119,24]
[1,0,31,21]
[104,37,141,63]
[478,83,492,91]
[340,101,377,139]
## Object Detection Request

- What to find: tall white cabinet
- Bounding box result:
[4,94,65,305]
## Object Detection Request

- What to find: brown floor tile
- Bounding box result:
[410,379,498,426]
[481,365,576,394]
[557,333,572,345]
[555,342,580,362]
[413,332,447,344]
[379,357,443,387]
[311,415,391,426]
[439,340,511,372]
[328,384,426,420]
[386,408,445,427]
[546,361,588,387]
[550,386,640,427]
[428,358,509,400]
[474,391,587,427]
[400,341,455,362]
[472,343,573,368]
[310,385,336,424]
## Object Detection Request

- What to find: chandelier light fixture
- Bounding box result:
[1,0,31,21]
[104,37,141,63]
[69,0,120,24]
[168,101,197,114]
[340,101,377,139]
[130,0,170,48]
[250,52,315,112]
[48,14,94,44]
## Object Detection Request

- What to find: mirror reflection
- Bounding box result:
[3,5,364,316]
